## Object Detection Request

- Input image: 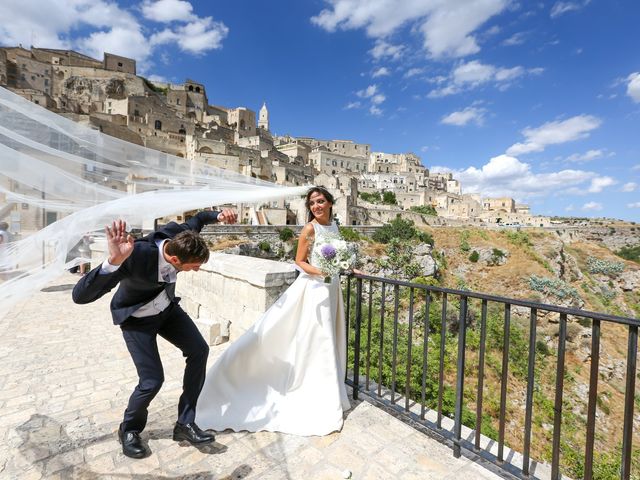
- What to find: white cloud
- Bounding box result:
[627,72,640,103]
[565,149,608,163]
[506,115,602,156]
[312,0,510,59]
[441,106,487,126]
[371,94,386,105]
[627,202,640,208]
[565,204,575,212]
[0,0,228,69]
[357,85,378,98]
[344,101,362,110]
[431,154,595,200]
[633,164,640,171]
[550,1,590,18]
[404,68,424,78]
[622,182,637,192]
[428,60,541,98]
[150,17,228,54]
[80,26,152,62]
[372,67,390,78]
[582,201,603,211]
[369,40,405,61]
[587,176,616,193]
[370,105,383,116]
[503,31,528,46]
[142,0,195,23]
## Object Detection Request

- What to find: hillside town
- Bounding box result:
[0,46,551,231]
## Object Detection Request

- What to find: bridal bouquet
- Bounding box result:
[311,235,358,283]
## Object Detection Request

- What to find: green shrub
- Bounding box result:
[586,256,624,276]
[278,227,294,242]
[339,226,362,241]
[488,248,505,266]
[616,244,640,263]
[258,240,271,252]
[382,191,397,205]
[529,275,581,303]
[359,191,382,203]
[469,250,480,263]
[372,215,433,245]
[410,205,437,216]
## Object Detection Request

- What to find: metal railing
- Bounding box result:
[343,273,639,480]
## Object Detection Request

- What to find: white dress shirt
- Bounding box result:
[100,239,177,317]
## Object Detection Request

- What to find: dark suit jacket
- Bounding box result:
[72,211,219,325]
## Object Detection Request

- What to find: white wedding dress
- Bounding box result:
[195,222,351,436]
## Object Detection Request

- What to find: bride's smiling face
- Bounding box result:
[308,191,332,221]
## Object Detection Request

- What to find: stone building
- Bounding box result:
[483,197,516,213]
[167,80,208,122]
[294,137,370,158]
[276,141,311,166]
[258,102,269,131]
[358,172,418,193]
[308,148,368,175]
[103,53,136,75]
[227,107,256,138]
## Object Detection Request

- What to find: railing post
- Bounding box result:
[621,324,638,480]
[584,318,600,480]
[352,277,363,400]
[551,313,568,480]
[498,303,511,463]
[453,295,468,458]
[523,308,537,477]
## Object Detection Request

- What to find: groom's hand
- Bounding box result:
[217,208,237,224]
[105,220,134,266]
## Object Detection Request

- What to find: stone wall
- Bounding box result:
[176,253,297,343]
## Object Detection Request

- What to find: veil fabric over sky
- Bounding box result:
[0,86,310,312]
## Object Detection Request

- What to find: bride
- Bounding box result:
[195,186,352,436]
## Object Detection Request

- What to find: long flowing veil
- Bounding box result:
[0,86,309,312]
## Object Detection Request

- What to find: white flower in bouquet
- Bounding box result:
[311,235,357,283]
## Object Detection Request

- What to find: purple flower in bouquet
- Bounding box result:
[321,244,337,260]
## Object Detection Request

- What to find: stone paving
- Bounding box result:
[0,272,505,480]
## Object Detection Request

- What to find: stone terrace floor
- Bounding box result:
[0,272,506,480]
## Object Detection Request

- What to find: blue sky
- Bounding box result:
[1,0,639,221]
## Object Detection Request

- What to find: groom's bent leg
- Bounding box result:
[158,304,209,425]
[120,317,165,432]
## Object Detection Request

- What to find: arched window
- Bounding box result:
[195,86,201,93]
[188,85,194,91]
[240,119,246,130]
[154,120,162,130]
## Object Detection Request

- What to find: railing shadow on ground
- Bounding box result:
[342,273,639,480]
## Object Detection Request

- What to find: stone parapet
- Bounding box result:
[176,253,297,343]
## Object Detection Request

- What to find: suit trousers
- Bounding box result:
[120,303,209,432]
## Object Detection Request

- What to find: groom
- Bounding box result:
[72,209,237,458]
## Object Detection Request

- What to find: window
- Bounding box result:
[176,98,181,105]
[134,109,140,117]
[117,62,123,67]
[155,120,162,130]
[44,79,48,86]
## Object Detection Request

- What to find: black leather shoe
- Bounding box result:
[173,422,215,444]
[118,424,149,459]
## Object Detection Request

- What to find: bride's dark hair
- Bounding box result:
[305,186,334,222]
